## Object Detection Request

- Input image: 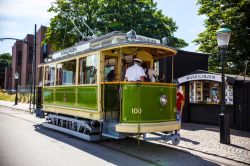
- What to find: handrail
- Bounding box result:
[99,81,176,86]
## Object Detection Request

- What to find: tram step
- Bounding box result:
[43,122,101,141]
[102,121,126,139]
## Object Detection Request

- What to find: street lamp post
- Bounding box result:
[216,24,232,144]
[14,72,19,105]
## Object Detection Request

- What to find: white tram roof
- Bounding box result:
[44,31,175,63]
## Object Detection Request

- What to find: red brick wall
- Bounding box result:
[5,25,52,90]
[4,66,12,90]
[36,26,53,83]
[11,41,22,90]
[21,34,34,86]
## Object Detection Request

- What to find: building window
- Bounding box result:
[27,72,32,84]
[19,74,21,84]
[42,44,48,58]
[17,51,22,65]
[28,46,33,63]
[8,76,12,89]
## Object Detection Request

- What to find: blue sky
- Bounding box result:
[0,0,205,55]
[156,0,206,51]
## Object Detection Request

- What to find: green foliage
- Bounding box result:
[0,53,11,88]
[0,53,11,73]
[44,0,188,51]
[194,0,250,75]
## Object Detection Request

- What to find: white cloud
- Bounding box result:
[0,0,55,19]
[0,0,55,54]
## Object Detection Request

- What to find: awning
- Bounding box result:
[177,70,236,84]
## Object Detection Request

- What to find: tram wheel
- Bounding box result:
[171,134,180,145]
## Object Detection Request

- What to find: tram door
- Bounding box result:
[103,55,120,122]
[37,67,43,108]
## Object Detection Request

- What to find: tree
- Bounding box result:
[0,53,11,89]
[194,0,250,75]
[44,0,187,51]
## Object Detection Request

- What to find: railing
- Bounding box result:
[18,85,33,103]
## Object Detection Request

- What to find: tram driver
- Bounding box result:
[124,58,145,82]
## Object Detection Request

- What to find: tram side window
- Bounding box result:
[38,67,43,86]
[56,59,76,85]
[44,65,55,86]
[79,55,97,84]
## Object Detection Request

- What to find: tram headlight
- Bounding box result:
[160,95,168,106]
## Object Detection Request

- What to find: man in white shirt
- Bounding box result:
[125,58,145,81]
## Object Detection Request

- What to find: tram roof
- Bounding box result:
[40,31,177,66]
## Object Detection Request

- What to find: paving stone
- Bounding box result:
[176,123,250,165]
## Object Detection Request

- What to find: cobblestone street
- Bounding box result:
[162,123,250,165]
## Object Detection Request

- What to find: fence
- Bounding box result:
[18,85,34,103]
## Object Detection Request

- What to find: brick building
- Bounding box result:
[4,25,51,90]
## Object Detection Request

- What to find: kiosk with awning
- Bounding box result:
[177,70,235,125]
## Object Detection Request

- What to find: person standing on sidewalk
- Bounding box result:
[176,87,185,123]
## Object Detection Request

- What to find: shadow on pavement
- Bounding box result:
[182,123,250,138]
[180,137,200,145]
[34,124,219,166]
[181,123,219,132]
[230,143,250,151]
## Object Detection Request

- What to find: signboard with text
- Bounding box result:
[52,43,90,60]
[178,74,222,84]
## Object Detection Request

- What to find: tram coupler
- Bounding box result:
[142,132,180,145]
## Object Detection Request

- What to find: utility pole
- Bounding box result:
[33,24,37,110]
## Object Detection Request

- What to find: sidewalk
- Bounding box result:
[0,100,33,112]
[0,100,249,165]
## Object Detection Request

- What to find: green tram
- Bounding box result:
[37,31,181,144]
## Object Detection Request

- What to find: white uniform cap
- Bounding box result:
[133,58,142,63]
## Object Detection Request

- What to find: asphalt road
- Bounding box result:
[0,107,226,166]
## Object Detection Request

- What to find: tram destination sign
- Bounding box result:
[178,73,222,84]
[135,35,160,44]
[52,43,90,60]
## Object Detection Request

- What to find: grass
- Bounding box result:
[0,89,15,101]
[0,89,31,103]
